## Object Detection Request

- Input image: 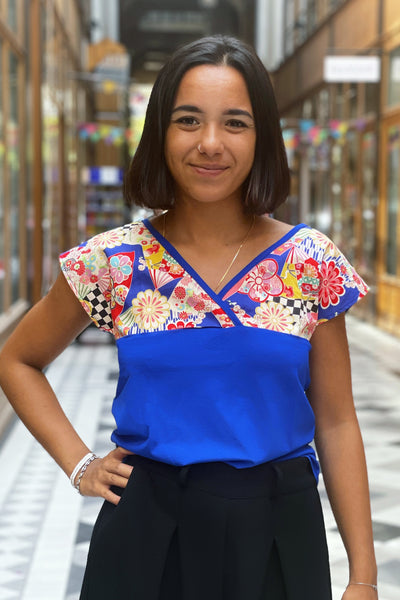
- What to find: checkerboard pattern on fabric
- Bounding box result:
[85,289,113,330]
[272,295,318,315]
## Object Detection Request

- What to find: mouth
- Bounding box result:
[190,164,229,176]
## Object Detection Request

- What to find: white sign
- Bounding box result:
[324,56,381,83]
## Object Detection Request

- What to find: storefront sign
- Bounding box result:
[324,56,381,83]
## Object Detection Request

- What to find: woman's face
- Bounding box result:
[165,65,256,208]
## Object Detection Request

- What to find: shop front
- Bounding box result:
[0,2,29,340]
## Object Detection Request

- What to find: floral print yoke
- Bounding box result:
[59,220,368,477]
[60,220,367,340]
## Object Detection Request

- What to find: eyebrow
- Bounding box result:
[171,105,254,120]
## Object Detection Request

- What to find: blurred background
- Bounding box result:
[0,2,400,599]
[1,0,400,357]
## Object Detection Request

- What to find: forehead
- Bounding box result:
[174,65,252,106]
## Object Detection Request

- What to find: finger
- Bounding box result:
[113,461,134,479]
[113,446,135,459]
[107,472,132,489]
[103,487,123,506]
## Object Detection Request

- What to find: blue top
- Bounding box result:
[60,219,368,480]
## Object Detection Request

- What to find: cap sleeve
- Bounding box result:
[317,236,369,324]
[59,240,113,333]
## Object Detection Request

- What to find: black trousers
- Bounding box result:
[80,456,332,600]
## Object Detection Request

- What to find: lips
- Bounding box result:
[190,163,229,175]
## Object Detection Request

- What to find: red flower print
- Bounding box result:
[296,258,321,298]
[168,263,185,277]
[159,257,185,278]
[319,260,344,308]
[296,258,319,278]
[147,243,160,255]
[301,283,316,295]
[283,285,294,298]
[167,321,195,330]
[174,286,186,300]
[72,260,85,275]
[178,311,189,320]
[194,300,205,311]
[242,259,283,302]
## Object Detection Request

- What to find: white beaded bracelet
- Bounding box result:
[69,452,96,487]
[74,453,99,495]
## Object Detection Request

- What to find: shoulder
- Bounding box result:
[260,218,334,256]
[285,226,339,259]
[60,221,150,257]
[83,221,148,251]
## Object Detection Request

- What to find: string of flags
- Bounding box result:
[280,117,371,149]
[1,121,399,167]
[77,123,132,145]
[74,120,400,152]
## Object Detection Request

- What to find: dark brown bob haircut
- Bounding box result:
[124,35,290,215]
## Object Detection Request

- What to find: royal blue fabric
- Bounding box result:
[111,325,320,479]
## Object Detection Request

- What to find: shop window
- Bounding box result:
[388,46,400,107]
[284,0,295,57]
[365,82,379,115]
[309,144,330,234]
[331,143,343,246]
[334,83,345,119]
[302,99,314,120]
[306,0,317,33]
[342,132,358,263]
[8,50,20,303]
[386,125,400,275]
[317,88,330,123]
[347,83,358,119]
[360,132,377,276]
[7,0,18,33]
[0,40,4,312]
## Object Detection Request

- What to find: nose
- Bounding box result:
[198,124,224,157]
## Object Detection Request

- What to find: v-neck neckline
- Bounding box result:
[143,218,307,301]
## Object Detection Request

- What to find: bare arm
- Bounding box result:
[0,272,132,504]
[308,314,377,599]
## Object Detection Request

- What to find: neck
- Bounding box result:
[164,202,254,247]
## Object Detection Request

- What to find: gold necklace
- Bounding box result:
[162,212,256,293]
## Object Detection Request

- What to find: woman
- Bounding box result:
[0,36,377,599]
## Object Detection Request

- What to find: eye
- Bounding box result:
[225,119,251,130]
[172,116,200,128]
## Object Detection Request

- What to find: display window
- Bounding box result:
[330,143,344,246]
[0,11,27,319]
[385,123,400,276]
[0,39,4,314]
[9,50,20,304]
[39,0,88,294]
[388,46,400,108]
[341,131,358,265]
[359,130,377,279]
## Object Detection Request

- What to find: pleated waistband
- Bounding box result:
[124,454,316,499]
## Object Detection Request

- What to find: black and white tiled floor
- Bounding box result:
[0,317,399,599]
